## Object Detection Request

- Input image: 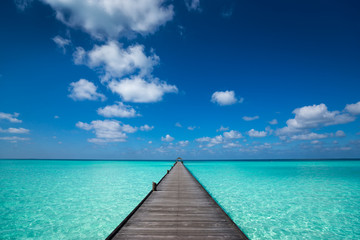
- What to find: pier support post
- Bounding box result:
[167,170,170,174]
[152,182,157,191]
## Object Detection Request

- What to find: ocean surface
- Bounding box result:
[186,160,360,239]
[0,160,173,239]
[1,160,360,239]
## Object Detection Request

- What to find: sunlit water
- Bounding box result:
[0,160,173,239]
[186,161,360,240]
[1,160,360,239]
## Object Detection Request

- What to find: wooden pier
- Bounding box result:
[106,161,248,240]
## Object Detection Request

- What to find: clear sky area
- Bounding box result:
[0,0,359,159]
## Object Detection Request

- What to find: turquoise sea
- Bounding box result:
[1,160,360,239]
[186,160,360,239]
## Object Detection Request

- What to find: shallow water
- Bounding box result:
[186,161,360,240]
[0,160,173,239]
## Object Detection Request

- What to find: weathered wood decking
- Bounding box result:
[107,162,248,240]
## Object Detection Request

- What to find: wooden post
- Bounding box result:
[167,170,170,174]
[152,182,157,191]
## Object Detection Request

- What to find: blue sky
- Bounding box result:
[0,0,359,159]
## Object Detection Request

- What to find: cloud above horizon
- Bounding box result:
[74,42,159,82]
[0,127,29,134]
[68,79,106,101]
[40,0,174,39]
[108,76,178,103]
[0,112,22,123]
[277,103,355,135]
[243,116,259,121]
[97,102,140,118]
[211,90,242,106]
[76,119,144,143]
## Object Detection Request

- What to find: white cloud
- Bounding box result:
[185,0,201,11]
[52,35,70,53]
[196,135,224,148]
[108,76,177,103]
[217,126,229,132]
[178,140,189,147]
[73,47,86,65]
[248,129,267,137]
[223,130,243,139]
[345,101,360,115]
[269,119,278,125]
[291,132,328,140]
[54,115,59,119]
[148,141,152,144]
[242,116,259,121]
[277,103,354,135]
[97,102,139,118]
[335,130,346,137]
[161,134,174,142]
[0,127,29,134]
[68,79,106,101]
[0,136,30,142]
[121,124,138,133]
[187,126,197,130]
[311,140,321,144]
[140,124,154,131]
[211,90,240,106]
[75,42,159,81]
[175,122,182,127]
[76,120,139,143]
[0,112,22,123]
[41,0,174,39]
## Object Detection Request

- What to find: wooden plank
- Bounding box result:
[107,162,248,240]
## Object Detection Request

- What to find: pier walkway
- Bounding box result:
[107,161,248,240]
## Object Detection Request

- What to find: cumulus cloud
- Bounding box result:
[269,119,278,125]
[195,135,225,148]
[211,90,242,106]
[97,102,139,118]
[52,35,70,53]
[74,42,159,81]
[175,122,182,127]
[0,127,29,134]
[41,0,174,39]
[68,79,106,101]
[345,101,360,115]
[223,130,243,139]
[108,76,177,103]
[248,129,267,137]
[140,124,154,131]
[335,130,346,137]
[291,132,328,140]
[185,0,201,11]
[76,120,139,143]
[277,103,354,135]
[0,112,22,123]
[242,116,259,121]
[161,134,174,142]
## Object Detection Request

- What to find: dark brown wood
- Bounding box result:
[107,162,248,240]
